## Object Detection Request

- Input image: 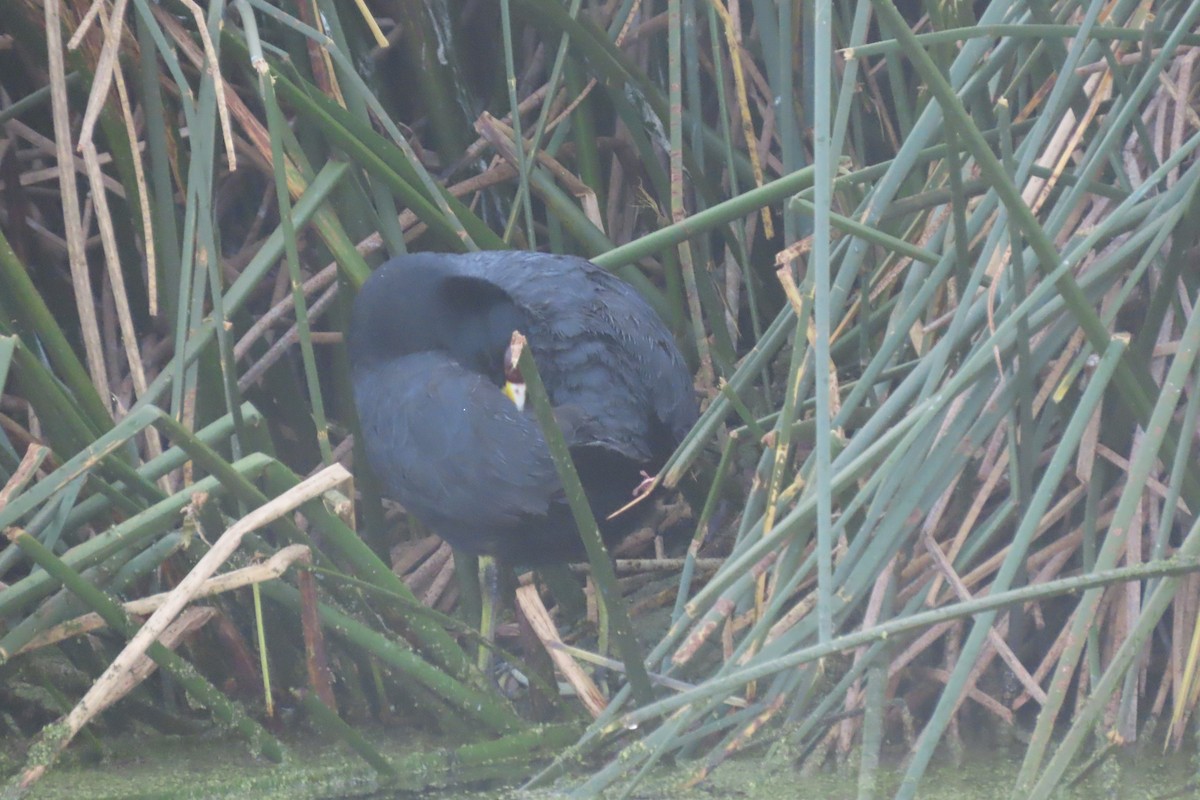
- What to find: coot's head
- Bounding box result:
[348,254,527,385]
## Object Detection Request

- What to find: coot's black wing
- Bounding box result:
[443,251,697,465]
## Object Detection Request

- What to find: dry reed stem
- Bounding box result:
[16,545,312,654]
[51,465,348,755]
[515,584,608,718]
[0,445,50,510]
[45,0,109,407]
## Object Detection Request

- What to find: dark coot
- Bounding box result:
[347,251,697,564]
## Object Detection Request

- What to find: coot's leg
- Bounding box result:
[477,553,501,671]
